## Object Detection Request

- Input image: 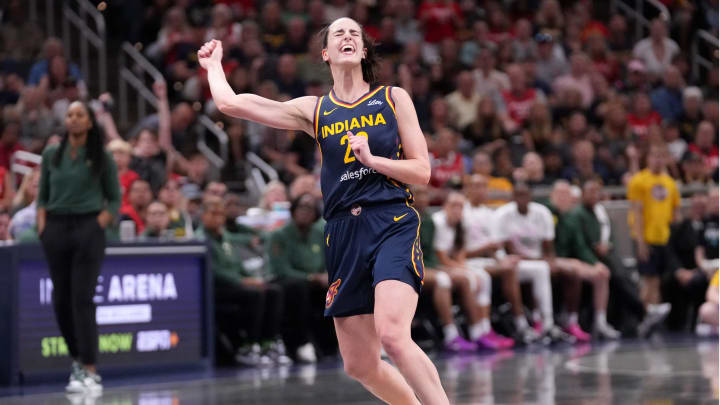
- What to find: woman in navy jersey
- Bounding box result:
[199,17,449,405]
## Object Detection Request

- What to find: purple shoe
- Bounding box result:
[445,336,478,352]
[477,330,515,350]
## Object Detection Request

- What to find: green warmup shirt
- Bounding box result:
[545,202,598,264]
[197,226,262,285]
[420,212,439,269]
[266,220,326,280]
[38,144,121,216]
[570,205,603,265]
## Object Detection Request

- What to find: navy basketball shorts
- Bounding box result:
[323,201,425,317]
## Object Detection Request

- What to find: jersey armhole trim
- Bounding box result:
[313,95,323,138]
[385,86,396,116]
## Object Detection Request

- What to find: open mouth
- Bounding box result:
[341,44,355,55]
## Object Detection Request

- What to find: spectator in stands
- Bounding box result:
[145,6,192,64]
[27,37,82,86]
[119,179,153,235]
[632,18,680,78]
[472,45,510,104]
[0,210,10,242]
[266,193,333,362]
[688,121,719,174]
[678,86,703,142]
[553,53,594,108]
[158,178,193,238]
[511,19,536,62]
[547,181,620,340]
[665,121,687,163]
[445,70,480,131]
[522,102,553,154]
[628,143,678,328]
[493,183,573,343]
[576,180,663,336]
[514,152,551,187]
[417,0,463,46]
[280,17,310,55]
[17,86,57,148]
[429,128,464,191]
[433,191,514,349]
[204,181,228,200]
[462,97,505,151]
[198,196,289,366]
[680,151,714,187]
[586,33,619,83]
[41,55,87,121]
[664,193,711,331]
[501,64,545,130]
[650,66,684,121]
[627,92,662,138]
[140,201,173,240]
[0,119,22,169]
[535,0,564,38]
[562,140,612,186]
[9,169,38,238]
[606,14,632,54]
[412,185,477,352]
[534,32,567,86]
[107,139,140,209]
[273,54,305,99]
[471,150,512,207]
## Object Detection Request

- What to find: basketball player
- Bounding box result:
[199,17,449,405]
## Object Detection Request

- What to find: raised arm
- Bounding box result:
[348,87,431,185]
[198,40,317,136]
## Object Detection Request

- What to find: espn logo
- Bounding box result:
[136,330,179,352]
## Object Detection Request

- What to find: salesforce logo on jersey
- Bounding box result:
[340,166,377,182]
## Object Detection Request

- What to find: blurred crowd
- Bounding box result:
[0,0,718,366]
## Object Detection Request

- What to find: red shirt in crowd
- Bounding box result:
[0,142,22,171]
[0,166,7,201]
[627,111,662,137]
[119,170,140,210]
[430,151,464,188]
[688,143,719,170]
[417,1,462,43]
[502,88,538,126]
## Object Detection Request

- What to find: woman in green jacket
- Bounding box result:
[37,101,121,393]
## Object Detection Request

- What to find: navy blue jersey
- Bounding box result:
[313,85,411,219]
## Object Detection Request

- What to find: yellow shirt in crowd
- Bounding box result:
[627,169,680,245]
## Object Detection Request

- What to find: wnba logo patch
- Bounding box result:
[326,279,342,308]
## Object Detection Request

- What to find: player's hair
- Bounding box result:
[53,101,107,176]
[318,20,379,85]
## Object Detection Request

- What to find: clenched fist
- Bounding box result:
[198,39,223,70]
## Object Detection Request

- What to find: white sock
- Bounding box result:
[568,312,578,325]
[532,310,542,323]
[481,318,491,335]
[595,311,607,328]
[443,324,459,343]
[469,321,489,341]
[515,315,529,330]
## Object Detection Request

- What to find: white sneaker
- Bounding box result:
[65,362,85,393]
[296,343,317,363]
[267,340,293,366]
[83,371,103,393]
[596,323,621,339]
[638,303,671,337]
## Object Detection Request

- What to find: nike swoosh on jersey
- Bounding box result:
[393,213,408,222]
[323,108,338,116]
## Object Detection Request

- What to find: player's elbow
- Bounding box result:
[418,163,431,185]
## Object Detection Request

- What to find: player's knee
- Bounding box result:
[435,271,452,290]
[377,324,408,358]
[343,356,378,382]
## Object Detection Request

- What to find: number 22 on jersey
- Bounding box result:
[340,131,368,164]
